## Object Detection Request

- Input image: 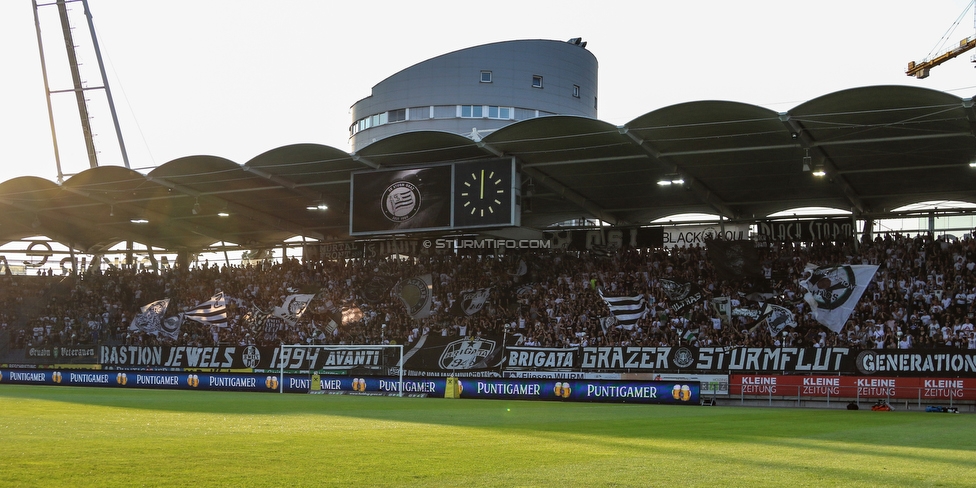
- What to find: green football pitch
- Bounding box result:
[0,385,974,487]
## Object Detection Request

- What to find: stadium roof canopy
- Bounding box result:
[1,85,974,253]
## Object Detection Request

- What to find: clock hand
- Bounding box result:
[480,169,484,200]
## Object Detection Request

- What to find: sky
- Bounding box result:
[2,0,976,184]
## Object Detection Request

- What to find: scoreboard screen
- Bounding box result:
[350,158,519,236]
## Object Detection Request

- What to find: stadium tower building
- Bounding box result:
[348,38,598,152]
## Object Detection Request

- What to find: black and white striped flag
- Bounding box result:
[598,291,647,330]
[183,292,228,328]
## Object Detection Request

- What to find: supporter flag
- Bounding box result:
[128,299,172,339]
[182,292,228,328]
[161,316,183,341]
[241,304,276,342]
[659,279,705,315]
[502,283,534,312]
[450,287,491,316]
[707,240,763,282]
[757,302,797,336]
[395,274,433,320]
[598,290,646,330]
[360,274,396,303]
[799,263,879,333]
[515,284,535,297]
[273,293,316,326]
[710,296,731,324]
[509,258,528,277]
[324,307,343,335]
[731,304,763,324]
[599,316,616,334]
[681,328,699,342]
[242,306,271,331]
[263,316,285,341]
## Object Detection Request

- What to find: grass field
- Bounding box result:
[1,385,974,487]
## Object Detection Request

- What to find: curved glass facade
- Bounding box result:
[349,39,597,151]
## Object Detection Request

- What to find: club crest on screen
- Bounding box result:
[381,181,421,222]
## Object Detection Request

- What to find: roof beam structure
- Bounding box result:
[241,164,327,203]
[0,195,149,254]
[476,141,624,226]
[779,114,867,214]
[619,127,737,219]
[59,185,240,249]
[350,154,381,170]
[960,98,976,146]
[145,175,325,242]
[521,166,623,226]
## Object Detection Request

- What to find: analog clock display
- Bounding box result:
[461,169,505,217]
[453,159,517,228]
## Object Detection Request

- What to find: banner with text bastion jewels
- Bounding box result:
[87,345,392,371]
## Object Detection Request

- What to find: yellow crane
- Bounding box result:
[906,0,976,78]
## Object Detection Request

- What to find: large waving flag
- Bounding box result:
[598,290,647,330]
[757,302,797,336]
[160,316,183,341]
[273,294,317,326]
[799,264,879,333]
[128,299,174,339]
[659,279,705,315]
[710,296,731,324]
[182,292,228,328]
[395,274,433,320]
[242,305,270,330]
[360,274,397,303]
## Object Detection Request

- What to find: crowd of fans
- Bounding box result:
[2,232,976,353]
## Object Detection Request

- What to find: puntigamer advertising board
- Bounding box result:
[0,369,700,406]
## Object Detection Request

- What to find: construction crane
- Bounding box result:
[906,0,976,79]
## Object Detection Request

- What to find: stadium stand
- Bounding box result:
[2,232,974,355]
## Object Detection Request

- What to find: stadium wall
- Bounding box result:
[5,343,976,410]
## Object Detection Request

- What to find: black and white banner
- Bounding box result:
[94,345,394,372]
[505,347,578,370]
[399,334,514,376]
[22,346,98,364]
[661,224,751,248]
[12,344,976,378]
[756,217,854,243]
[545,227,664,251]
